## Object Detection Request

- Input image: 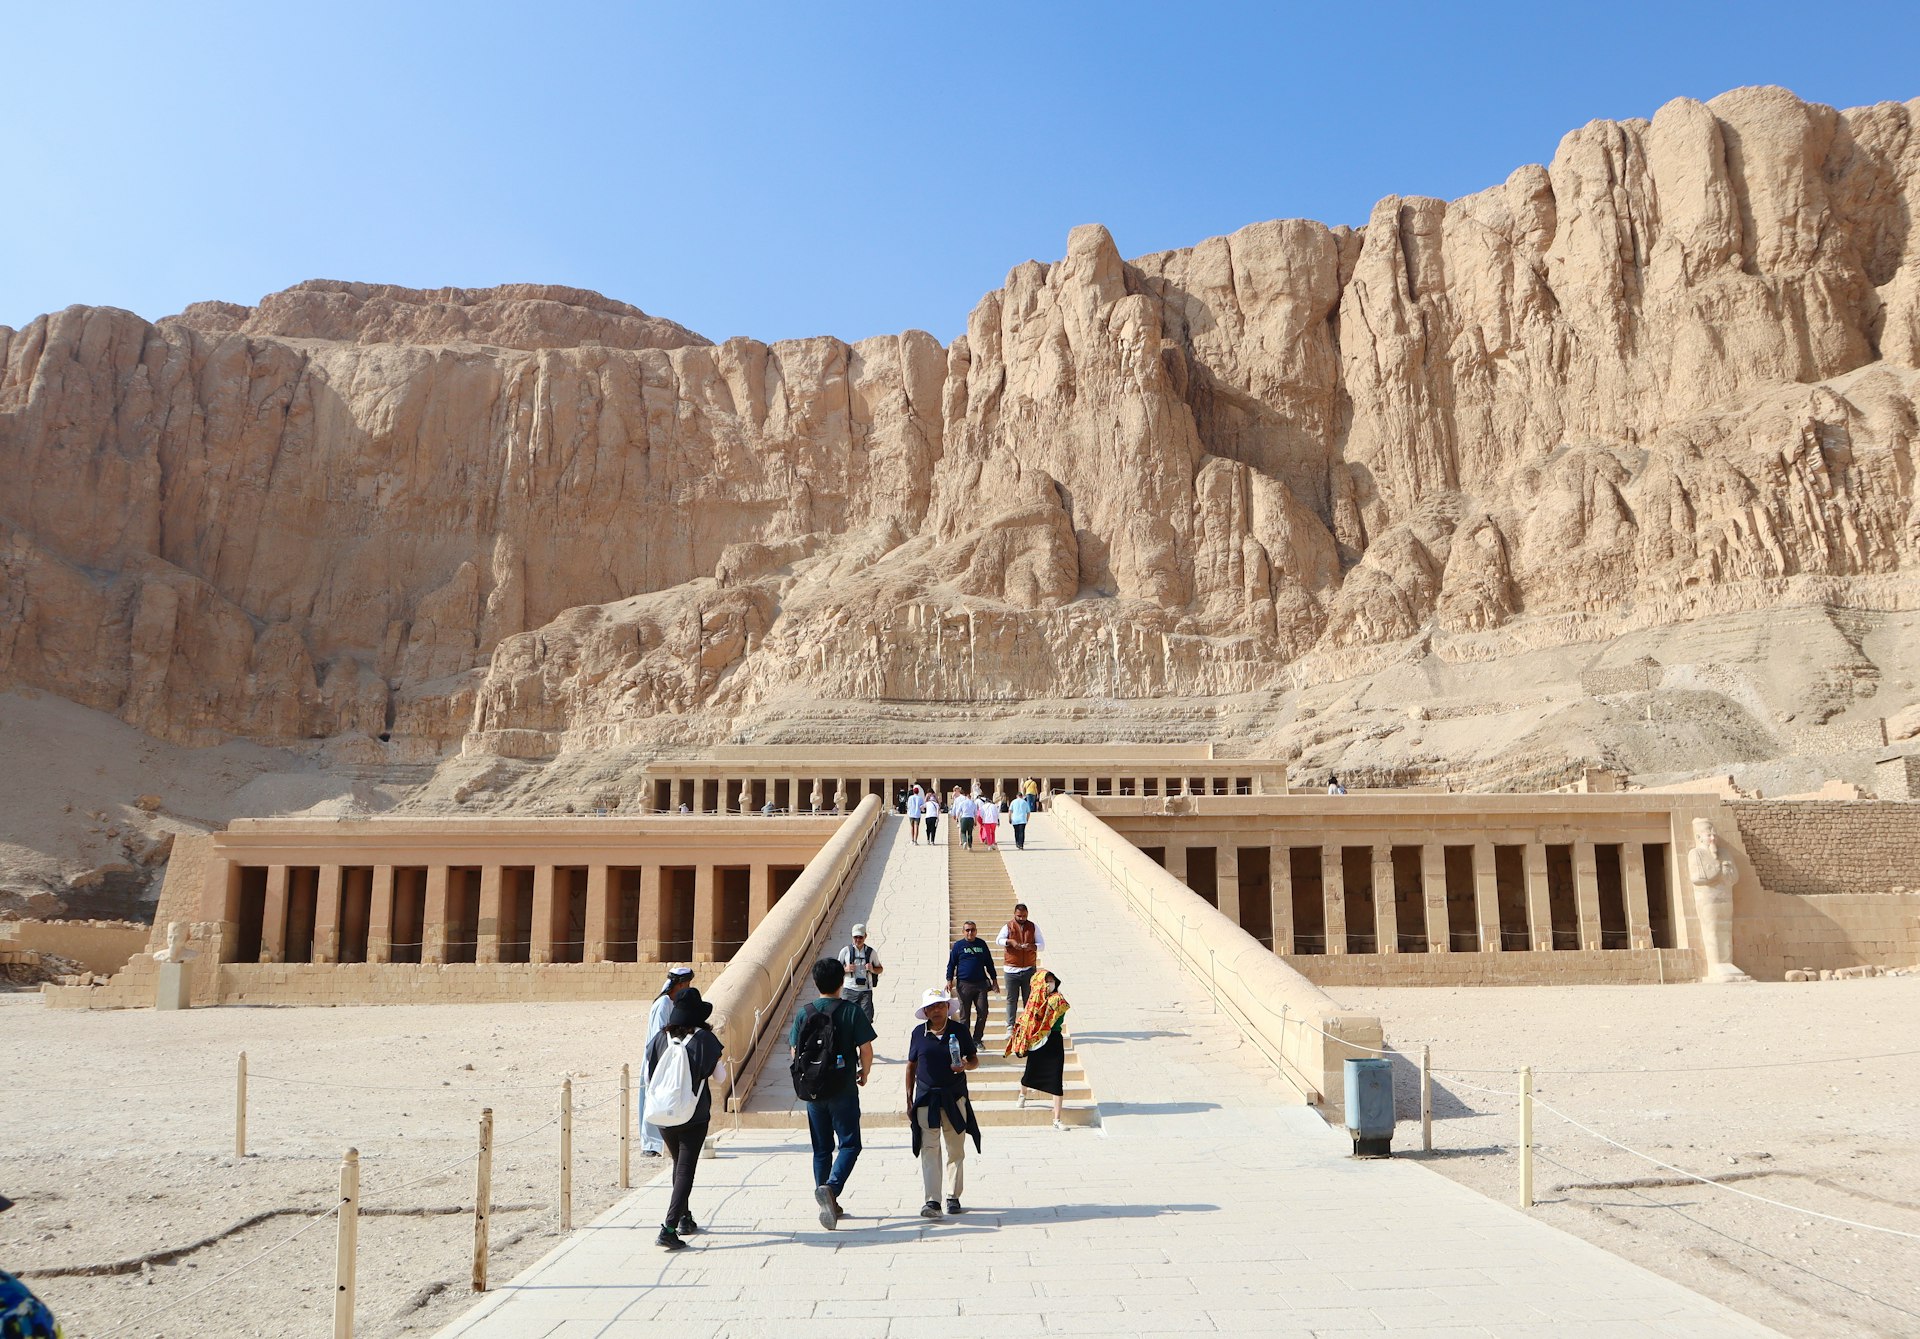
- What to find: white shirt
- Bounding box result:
[923,798,940,818]
[954,795,977,819]
[979,800,999,824]
[907,793,923,819]
[838,943,882,989]
[643,993,674,1073]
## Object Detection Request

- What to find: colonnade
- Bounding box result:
[228,858,806,968]
[644,770,1275,814]
[1153,836,1678,955]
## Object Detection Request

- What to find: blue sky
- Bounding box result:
[3,1,1916,345]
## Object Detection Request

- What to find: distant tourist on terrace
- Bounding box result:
[1009,790,1032,849]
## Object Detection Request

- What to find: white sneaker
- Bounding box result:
[1053,1119,1067,1131]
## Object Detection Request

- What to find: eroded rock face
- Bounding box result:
[3,87,1918,752]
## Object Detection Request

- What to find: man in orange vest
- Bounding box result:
[997,902,1045,1031]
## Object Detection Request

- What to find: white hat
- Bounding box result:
[851,923,869,938]
[914,987,952,1021]
[659,965,694,994]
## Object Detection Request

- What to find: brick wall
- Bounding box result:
[1730,801,1920,896]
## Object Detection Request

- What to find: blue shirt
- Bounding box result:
[946,936,997,985]
[1010,796,1032,823]
[908,1020,977,1099]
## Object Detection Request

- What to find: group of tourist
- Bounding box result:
[635,898,1070,1249]
[902,778,1041,851]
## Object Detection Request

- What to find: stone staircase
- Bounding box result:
[946,820,1097,1127]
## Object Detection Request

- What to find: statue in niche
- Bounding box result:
[809,786,825,814]
[1686,818,1751,983]
[737,786,752,815]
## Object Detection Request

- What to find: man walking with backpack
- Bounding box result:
[837,924,883,1023]
[790,957,876,1230]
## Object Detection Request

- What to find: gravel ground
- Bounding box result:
[1331,978,1920,1339]
[0,991,677,1339]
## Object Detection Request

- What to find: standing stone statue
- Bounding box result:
[1686,818,1751,983]
[737,785,753,815]
[153,920,199,1010]
[809,785,825,815]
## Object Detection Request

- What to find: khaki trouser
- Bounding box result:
[912,1102,968,1201]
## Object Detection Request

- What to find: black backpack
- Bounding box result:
[790,1000,846,1101]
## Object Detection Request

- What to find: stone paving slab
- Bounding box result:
[433,815,1779,1338]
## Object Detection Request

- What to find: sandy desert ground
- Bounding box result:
[1334,979,1920,1339]
[0,992,669,1339]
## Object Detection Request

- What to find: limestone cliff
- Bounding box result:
[3,87,1918,758]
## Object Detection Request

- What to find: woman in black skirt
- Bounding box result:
[1004,970,1070,1129]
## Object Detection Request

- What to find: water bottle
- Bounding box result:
[947,1032,962,1067]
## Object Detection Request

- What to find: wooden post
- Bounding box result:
[235,1051,247,1158]
[559,1078,574,1231]
[1420,1045,1432,1152]
[472,1108,493,1292]
[334,1148,359,1339]
[619,1064,631,1189]
[1518,1067,1534,1209]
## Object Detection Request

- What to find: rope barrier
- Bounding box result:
[1432,1046,1920,1079]
[96,1193,343,1338]
[1530,1094,1920,1241]
[250,1071,604,1093]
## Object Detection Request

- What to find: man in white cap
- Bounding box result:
[837,924,883,1024]
[905,986,980,1218]
[640,966,695,1157]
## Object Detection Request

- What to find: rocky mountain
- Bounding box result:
[3,86,1918,767]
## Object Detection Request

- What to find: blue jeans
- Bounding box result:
[807,1084,863,1191]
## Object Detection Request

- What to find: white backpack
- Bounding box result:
[645,1036,704,1127]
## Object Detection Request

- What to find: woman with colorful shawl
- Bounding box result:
[1004,970,1071,1128]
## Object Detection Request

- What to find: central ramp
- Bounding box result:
[737,813,949,1128]
[437,816,1779,1339]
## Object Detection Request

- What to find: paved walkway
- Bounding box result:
[740,812,947,1125]
[433,813,1777,1338]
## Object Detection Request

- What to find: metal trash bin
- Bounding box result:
[1343,1057,1394,1158]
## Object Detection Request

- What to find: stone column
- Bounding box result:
[423,867,451,964]
[368,865,396,964]
[1623,842,1653,950]
[584,866,611,963]
[1524,843,1553,951]
[530,865,559,964]
[693,864,718,960]
[312,864,344,964]
[1269,845,1293,953]
[1472,841,1501,952]
[476,866,504,964]
[1217,845,1241,925]
[749,864,774,932]
[1421,845,1450,952]
[1321,846,1347,954]
[1166,845,1189,888]
[639,865,664,959]
[260,865,291,963]
[1573,840,1604,949]
[1372,844,1397,954]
